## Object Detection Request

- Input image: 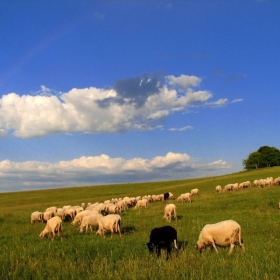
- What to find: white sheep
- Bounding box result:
[31,211,43,224]
[79,213,103,233]
[71,210,99,227]
[39,216,63,241]
[45,206,57,213]
[64,208,76,221]
[177,193,192,203]
[191,188,199,196]
[134,199,148,209]
[163,204,177,222]
[55,208,65,221]
[215,185,222,193]
[107,203,120,214]
[43,210,54,222]
[96,214,122,238]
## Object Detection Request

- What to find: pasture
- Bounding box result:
[0,167,280,280]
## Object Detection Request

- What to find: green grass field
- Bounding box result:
[0,167,280,280]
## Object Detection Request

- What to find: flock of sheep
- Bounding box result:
[31,188,199,243]
[30,176,279,258]
[215,176,280,193]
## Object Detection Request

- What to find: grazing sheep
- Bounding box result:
[215,185,222,193]
[55,208,65,221]
[39,216,63,241]
[239,181,251,189]
[107,203,120,214]
[64,208,76,221]
[71,210,98,227]
[79,213,103,233]
[163,204,177,222]
[96,214,122,238]
[222,184,233,192]
[43,210,54,222]
[168,192,174,200]
[62,205,72,211]
[31,211,43,224]
[164,192,170,200]
[232,183,239,191]
[177,193,192,203]
[196,220,245,254]
[72,206,84,214]
[45,206,57,214]
[191,188,199,196]
[134,199,148,209]
[146,225,178,260]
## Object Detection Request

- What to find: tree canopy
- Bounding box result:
[243,146,280,170]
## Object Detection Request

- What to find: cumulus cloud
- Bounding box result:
[0,152,232,192]
[0,73,235,138]
[165,74,201,90]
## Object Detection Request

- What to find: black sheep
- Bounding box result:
[164,192,170,200]
[145,225,178,260]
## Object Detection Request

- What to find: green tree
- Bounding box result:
[243,146,280,170]
[243,151,262,170]
[257,146,280,167]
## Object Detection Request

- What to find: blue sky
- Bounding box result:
[0,0,279,192]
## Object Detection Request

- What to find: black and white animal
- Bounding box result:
[145,225,178,260]
[164,192,170,200]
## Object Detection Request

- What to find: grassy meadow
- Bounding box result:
[0,167,280,280]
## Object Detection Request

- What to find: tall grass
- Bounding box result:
[0,167,280,279]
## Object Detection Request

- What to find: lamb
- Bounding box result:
[31,211,43,224]
[163,204,177,222]
[39,216,63,241]
[196,219,245,254]
[146,225,178,260]
[96,214,122,238]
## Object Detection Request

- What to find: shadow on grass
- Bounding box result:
[122,226,136,235]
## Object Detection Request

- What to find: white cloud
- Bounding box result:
[166,74,202,89]
[0,129,6,137]
[198,159,232,170]
[204,98,228,107]
[0,74,235,138]
[169,126,193,131]
[0,153,232,192]
[231,98,243,103]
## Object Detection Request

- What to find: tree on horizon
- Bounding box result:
[243,146,280,170]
